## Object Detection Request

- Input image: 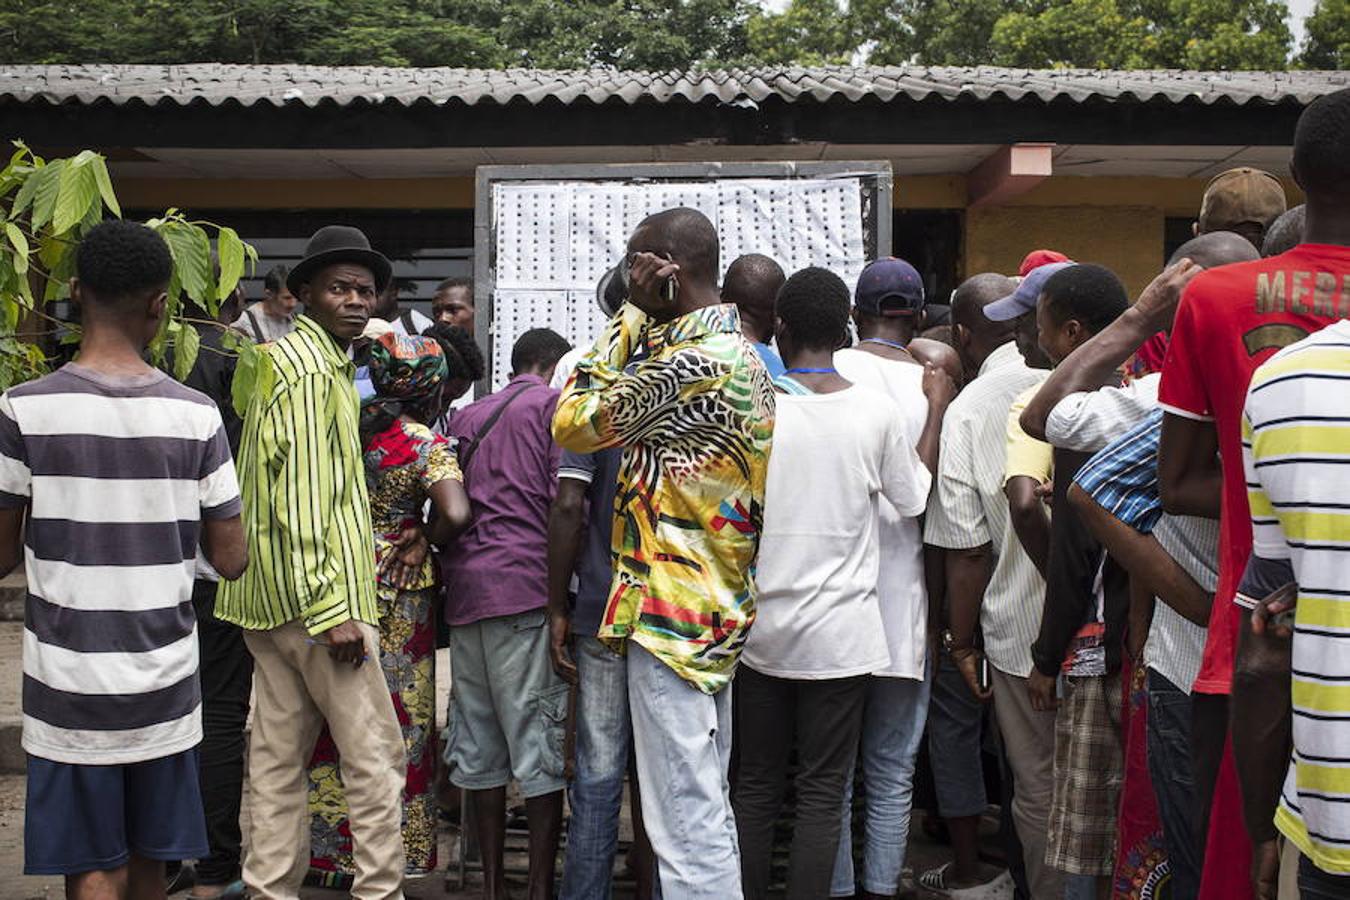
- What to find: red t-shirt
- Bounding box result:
[1158,243,1350,695]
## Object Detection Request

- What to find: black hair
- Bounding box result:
[263,264,289,294]
[76,220,172,302]
[426,322,486,383]
[775,266,850,350]
[1293,88,1350,201]
[511,328,571,375]
[722,254,785,310]
[1261,205,1307,258]
[1168,231,1261,269]
[435,275,474,296]
[632,208,719,285]
[1040,264,1129,334]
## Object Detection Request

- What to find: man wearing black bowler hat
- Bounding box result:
[218,225,408,900]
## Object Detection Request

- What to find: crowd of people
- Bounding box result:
[0,87,1348,900]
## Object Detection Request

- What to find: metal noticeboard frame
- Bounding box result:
[472,160,893,396]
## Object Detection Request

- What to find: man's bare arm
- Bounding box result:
[545,478,588,684]
[1068,483,1211,625]
[1006,476,1051,578]
[946,544,995,700]
[1159,413,1223,519]
[202,515,247,581]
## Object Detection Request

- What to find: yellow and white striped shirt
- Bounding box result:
[1243,318,1350,876]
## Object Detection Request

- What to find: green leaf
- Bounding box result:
[43,245,76,301]
[230,338,265,417]
[53,160,100,234]
[1,298,18,333]
[173,321,200,382]
[161,222,213,305]
[11,162,42,218]
[91,156,121,219]
[29,159,64,229]
[216,226,245,302]
[5,222,29,275]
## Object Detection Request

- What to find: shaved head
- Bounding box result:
[722,254,785,343]
[629,207,720,288]
[1168,231,1261,269]
[1261,205,1306,258]
[951,273,1016,332]
[951,273,1017,379]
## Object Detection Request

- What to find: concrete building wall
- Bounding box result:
[965,204,1162,298]
[113,170,1302,300]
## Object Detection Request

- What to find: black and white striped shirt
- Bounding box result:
[0,364,240,765]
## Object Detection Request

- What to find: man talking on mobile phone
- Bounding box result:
[553,208,775,899]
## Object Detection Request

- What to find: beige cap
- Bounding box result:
[1199,167,1287,233]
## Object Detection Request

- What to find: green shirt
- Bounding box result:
[217,316,377,634]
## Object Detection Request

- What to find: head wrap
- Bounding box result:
[359,332,449,445]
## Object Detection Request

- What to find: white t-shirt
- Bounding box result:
[745,384,931,680]
[833,348,931,678]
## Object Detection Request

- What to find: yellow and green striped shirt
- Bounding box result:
[1243,318,1350,876]
[217,316,377,634]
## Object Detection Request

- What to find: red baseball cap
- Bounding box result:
[1018,249,1070,277]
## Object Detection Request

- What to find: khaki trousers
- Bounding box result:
[991,665,1067,900]
[242,620,406,900]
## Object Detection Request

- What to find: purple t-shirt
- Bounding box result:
[440,375,560,625]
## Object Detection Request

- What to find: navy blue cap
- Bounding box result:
[983,261,1076,322]
[854,258,924,316]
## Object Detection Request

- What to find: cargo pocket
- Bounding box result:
[533,682,570,780]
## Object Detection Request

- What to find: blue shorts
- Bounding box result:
[25,749,209,875]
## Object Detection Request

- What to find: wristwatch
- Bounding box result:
[941,629,973,654]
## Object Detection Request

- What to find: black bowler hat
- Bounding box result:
[286,225,392,296]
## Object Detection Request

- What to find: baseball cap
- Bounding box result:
[1018,249,1070,277]
[854,258,924,316]
[983,261,1076,322]
[1198,168,1287,233]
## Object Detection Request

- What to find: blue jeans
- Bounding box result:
[628,642,741,900]
[561,637,632,900]
[1145,668,1199,900]
[831,674,932,896]
[927,654,988,818]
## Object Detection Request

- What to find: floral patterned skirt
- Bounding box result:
[306,585,438,883]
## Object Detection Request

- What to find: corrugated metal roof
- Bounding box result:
[0,65,1343,109]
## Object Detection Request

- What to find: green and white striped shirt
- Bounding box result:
[217,316,377,634]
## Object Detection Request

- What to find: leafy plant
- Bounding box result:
[0,141,261,398]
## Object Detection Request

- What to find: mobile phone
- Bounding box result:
[661,273,678,303]
[977,656,991,693]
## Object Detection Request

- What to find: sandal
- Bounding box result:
[919,862,953,892]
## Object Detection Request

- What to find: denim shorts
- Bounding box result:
[445,608,569,798]
[25,749,209,875]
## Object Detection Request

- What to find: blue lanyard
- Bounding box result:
[783,367,837,375]
[860,337,908,351]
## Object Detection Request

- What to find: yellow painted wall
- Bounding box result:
[965,204,1163,298]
